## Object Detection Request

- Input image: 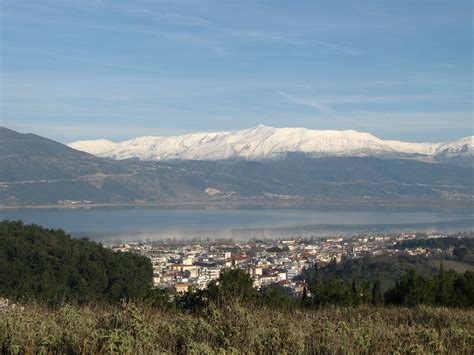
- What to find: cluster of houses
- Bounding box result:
[108,232,449,295]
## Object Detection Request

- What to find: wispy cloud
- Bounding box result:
[1,4,358,57]
[119,5,211,28]
[279,92,458,113]
[230,31,359,55]
[279,92,332,113]
[2,0,471,143]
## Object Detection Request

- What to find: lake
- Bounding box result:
[1,206,473,242]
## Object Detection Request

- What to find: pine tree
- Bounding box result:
[301,286,309,308]
[372,272,383,306]
[351,278,360,306]
[436,260,450,305]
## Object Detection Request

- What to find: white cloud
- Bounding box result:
[279,91,460,112]
[230,31,358,55]
[279,92,332,113]
[120,6,211,28]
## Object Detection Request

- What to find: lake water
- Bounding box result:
[1,206,473,242]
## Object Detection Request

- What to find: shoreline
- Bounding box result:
[2,200,473,212]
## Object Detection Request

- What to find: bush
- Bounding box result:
[1,302,473,353]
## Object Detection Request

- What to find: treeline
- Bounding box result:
[385,266,474,307]
[303,253,439,289]
[307,266,474,308]
[394,236,474,263]
[173,267,474,312]
[395,236,474,250]
[300,252,474,308]
[0,220,152,304]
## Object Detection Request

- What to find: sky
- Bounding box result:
[0,0,472,143]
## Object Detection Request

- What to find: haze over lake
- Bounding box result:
[1,207,472,242]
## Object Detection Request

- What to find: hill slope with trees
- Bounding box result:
[0,221,152,304]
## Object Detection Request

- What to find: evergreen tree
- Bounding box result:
[310,277,352,306]
[0,221,153,305]
[351,278,360,306]
[259,284,292,309]
[372,272,383,306]
[301,286,309,308]
[435,260,450,305]
[452,271,474,307]
[207,268,257,305]
[384,269,435,306]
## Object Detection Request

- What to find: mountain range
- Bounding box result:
[69,125,473,166]
[1,126,473,208]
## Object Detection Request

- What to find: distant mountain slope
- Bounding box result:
[0,127,124,182]
[1,127,473,207]
[434,137,474,166]
[0,127,179,205]
[0,126,89,159]
[69,125,473,166]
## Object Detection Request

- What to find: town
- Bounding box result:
[107,232,455,296]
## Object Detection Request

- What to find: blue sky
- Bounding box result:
[1,0,472,143]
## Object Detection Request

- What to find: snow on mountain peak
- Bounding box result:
[69,139,116,156]
[435,136,474,158]
[68,126,471,162]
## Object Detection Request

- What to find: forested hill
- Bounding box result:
[0,221,152,304]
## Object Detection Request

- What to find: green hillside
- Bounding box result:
[0,220,152,304]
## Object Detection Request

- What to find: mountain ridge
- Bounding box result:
[68,125,473,165]
[1,127,472,207]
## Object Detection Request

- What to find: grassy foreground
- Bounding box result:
[1,303,473,354]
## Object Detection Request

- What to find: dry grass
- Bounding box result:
[1,302,473,354]
[428,259,474,273]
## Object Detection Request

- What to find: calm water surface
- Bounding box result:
[1,207,472,242]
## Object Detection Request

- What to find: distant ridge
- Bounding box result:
[69,125,473,166]
[0,127,473,207]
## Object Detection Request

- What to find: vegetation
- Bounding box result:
[0,221,153,304]
[303,251,474,289]
[1,221,473,353]
[1,302,473,354]
[385,266,474,307]
[304,259,474,308]
[394,235,474,251]
[395,236,474,264]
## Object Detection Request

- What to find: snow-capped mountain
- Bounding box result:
[432,136,474,165]
[69,125,473,164]
[434,136,474,158]
[2,126,472,207]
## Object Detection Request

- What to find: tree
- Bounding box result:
[259,284,292,309]
[435,260,450,306]
[310,277,352,306]
[452,271,474,307]
[179,286,207,312]
[372,272,383,306]
[144,288,173,309]
[207,268,257,305]
[351,278,359,306]
[301,286,310,308]
[385,269,435,306]
[0,220,153,305]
